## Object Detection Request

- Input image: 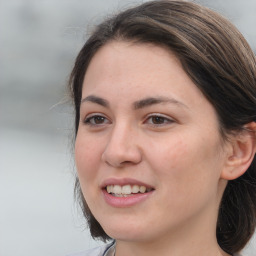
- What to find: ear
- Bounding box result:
[221,122,256,180]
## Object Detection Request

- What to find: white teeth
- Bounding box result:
[132,185,140,193]
[122,185,132,194]
[106,184,151,195]
[139,186,146,193]
[106,185,112,193]
[112,185,122,194]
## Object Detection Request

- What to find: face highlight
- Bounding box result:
[75,41,229,243]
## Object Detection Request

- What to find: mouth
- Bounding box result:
[105,184,154,197]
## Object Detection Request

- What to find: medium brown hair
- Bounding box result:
[69,1,256,254]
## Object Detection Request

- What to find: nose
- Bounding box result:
[101,124,142,168]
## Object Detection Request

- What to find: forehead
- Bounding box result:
[83,41,179,84]
[82,41,204,106]
[83,41,181,91]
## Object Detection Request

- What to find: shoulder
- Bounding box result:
[67,241,115,256]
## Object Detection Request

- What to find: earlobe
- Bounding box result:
[221,122,256,180]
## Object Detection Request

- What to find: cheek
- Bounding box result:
[74,133,102,184]
[147,132,221,196]
[146,134,188,175]
[74,134,104,213]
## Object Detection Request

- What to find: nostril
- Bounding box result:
[120,160,137,166]
[101,147,142,167]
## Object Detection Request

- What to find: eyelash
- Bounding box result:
[144,114,174,127]
[83,114,110,126]
[83,113,175,127]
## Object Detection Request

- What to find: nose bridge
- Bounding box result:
[102,119,142,167]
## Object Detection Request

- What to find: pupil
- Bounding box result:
[95,116,104,124]
[152,116,164,124]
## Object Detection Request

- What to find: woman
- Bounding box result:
[69,1,256,255]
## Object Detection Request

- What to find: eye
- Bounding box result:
[83,114,110,126]
[145,114,174,126]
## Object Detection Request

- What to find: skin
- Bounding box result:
[75,41,233,256]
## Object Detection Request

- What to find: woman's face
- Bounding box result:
[75,41,229,242]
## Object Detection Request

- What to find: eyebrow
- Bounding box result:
[81,95,187,109]
[81,95,109,108]
[133,96,188,109]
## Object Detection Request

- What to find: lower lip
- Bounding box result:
[102,189,154,208]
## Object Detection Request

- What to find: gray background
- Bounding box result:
[1,1,255,256]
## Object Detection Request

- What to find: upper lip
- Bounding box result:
[100,177,155,189]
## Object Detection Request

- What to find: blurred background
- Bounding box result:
[1,0,255,255]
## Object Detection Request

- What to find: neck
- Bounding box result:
[115,229,232,256]
[115,237,231,256]
[114,207,231,256]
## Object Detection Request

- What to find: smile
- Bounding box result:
[106,184,154,197]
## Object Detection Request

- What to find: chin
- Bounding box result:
[106,230,148,242]
[103,222,166,244]
[101,220,149,242]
